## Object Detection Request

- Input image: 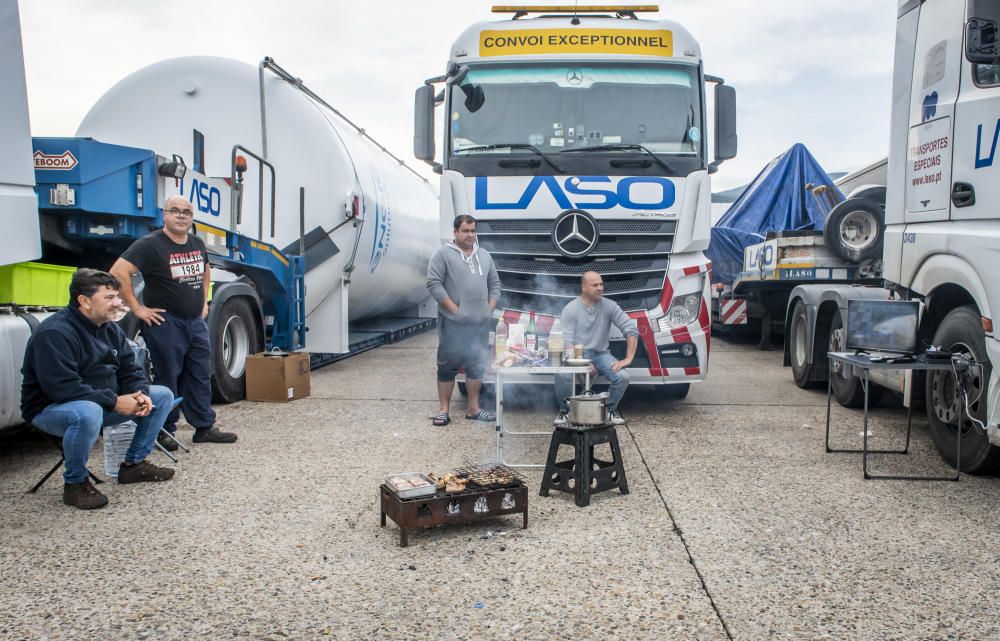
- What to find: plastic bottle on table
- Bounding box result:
[495,316,508,355]
[103,421,137,478]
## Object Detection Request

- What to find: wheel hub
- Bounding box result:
[793,318,807,368]
[829,327,845,376]
[222,315,250,378]
[929,341,982,433]
[839,210,878,250]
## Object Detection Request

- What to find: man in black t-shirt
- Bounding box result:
[111,195,238,446]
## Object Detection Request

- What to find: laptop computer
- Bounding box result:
[846,299,920,358]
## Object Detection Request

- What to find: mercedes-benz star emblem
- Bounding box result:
[566,69,583,85]
[552,210,599,258]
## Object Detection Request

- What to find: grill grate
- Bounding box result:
[500,273,664,296]
[479,220,677,234]
[452,463,526,489]
[494,255,666,275]
[479,237,671,256]
[502,291,661,314]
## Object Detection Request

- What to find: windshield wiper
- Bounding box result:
[560,143,674,174]
[455,143,566,173]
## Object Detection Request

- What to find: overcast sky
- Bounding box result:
[18,0,895,191]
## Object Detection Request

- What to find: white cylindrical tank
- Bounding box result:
[77,56,439,353]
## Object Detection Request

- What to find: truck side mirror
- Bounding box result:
[966,0,1000,63]
[714,84,738,162]
[414,84,436,163]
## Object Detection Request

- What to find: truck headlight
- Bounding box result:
[659,294,700,331]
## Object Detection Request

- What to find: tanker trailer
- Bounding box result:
[77,56,440,400]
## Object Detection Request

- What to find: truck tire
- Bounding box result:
[658,383,690,400]
[925,306,1000,474]
[210,297,262,403]
[823,198,884,264]
[828,311,883,408]
[789,300,823,388]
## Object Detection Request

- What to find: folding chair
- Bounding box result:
[153,396,189,462]
[27,427,103,494]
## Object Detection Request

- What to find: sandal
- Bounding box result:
[431,412,450,426]
[465,409,496,422]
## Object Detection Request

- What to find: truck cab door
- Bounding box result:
[950,4,1000,223]
[903,0,964,226]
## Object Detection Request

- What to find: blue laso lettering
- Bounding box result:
[476,176,572,210]
[563,176,615,209]
[475,175,675,210]
[616,177,675,209]
[197,181,210,212]
[209,187,221,217]
[975,119,1000,169]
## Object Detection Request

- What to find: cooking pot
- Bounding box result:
[567,390,609,425]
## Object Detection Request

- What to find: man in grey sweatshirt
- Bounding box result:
[426,215,502,426]
[554,271,638,426]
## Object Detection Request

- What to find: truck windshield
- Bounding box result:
[449,64,702,160]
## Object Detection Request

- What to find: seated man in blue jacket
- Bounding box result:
[21,268,176,510]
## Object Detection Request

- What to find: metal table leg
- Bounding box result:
[825,356,961,481]
[825,359,912,456]
[496,369,590,469]
[863,371,960,481]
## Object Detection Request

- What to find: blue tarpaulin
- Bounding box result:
[707,143,843,285]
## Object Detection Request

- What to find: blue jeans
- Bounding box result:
[32,386,174,483]
[555,350,630,412]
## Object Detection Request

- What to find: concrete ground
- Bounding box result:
[1,330,998,641]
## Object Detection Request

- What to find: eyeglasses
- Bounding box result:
[164,207,194,217]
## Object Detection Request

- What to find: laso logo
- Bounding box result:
[179,177,222,217]
[475,176,675,210]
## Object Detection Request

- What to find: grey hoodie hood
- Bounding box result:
[426,241,502,324]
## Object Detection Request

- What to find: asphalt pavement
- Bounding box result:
[1,330,998,641]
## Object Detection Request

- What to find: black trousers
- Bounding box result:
[143,313,216,432]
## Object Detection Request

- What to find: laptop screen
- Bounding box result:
[846,300,920,355]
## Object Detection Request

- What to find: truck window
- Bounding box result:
[449,64,702,158]
[974,63,1000,86]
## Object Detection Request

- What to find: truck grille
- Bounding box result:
[478,218,675,313]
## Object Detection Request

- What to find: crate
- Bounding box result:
[0,262,75,306]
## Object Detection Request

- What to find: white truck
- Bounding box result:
[784,0,1000,474]
[413,4,737,398]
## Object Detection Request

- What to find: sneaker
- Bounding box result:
[553,410,570,427]
[609,409,626,425]
[63,479,109,510]
[192,427,238,444]
[156,431,179,452]
[118,460,175,484]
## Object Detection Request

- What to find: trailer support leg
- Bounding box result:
[759,305,773,350]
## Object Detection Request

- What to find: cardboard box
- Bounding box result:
[245,351,310,402]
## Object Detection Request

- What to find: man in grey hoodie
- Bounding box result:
[426,215,501,426]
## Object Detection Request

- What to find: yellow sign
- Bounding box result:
[479,29,673,57]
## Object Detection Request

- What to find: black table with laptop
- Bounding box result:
[825,299,973,481]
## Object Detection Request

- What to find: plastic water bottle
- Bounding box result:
[103,421,137,478]
[495,317,508,355]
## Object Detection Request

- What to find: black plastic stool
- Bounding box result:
[539,424,629,507]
